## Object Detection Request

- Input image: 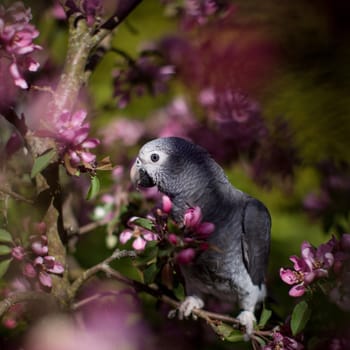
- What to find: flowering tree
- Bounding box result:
[0,1,350,349]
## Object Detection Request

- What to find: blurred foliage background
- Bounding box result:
[1,0,350,348]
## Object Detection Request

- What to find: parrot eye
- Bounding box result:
[150,153,160,163]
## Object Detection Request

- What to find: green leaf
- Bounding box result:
[216,323,245,342]
[143,263,158,284]
[173,283,185,300]
[291,300,311,335]
[0,229,13,243]
[0,259,11,278]
[0,245,11,256]
[86,176,100,200]
[132,218,154,231]
[258,308,272,328]
[31,148,57,178]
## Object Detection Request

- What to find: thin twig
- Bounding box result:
[72,291,121,310]
[0,291,51,318]
[99,265,272,339]
[78,220,107,235]
[68,249,136,299]
[0,185,34,204]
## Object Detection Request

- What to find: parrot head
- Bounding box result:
[130,137,210,194]
[131,137,182,190]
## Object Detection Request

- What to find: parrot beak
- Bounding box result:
[130,159,139,187]
[130,157,155,188]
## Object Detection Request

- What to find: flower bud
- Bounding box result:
[184,207,202,228]
[176,248,196,265]
[11,246,25,260]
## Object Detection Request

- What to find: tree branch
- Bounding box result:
[68,249,136,300]
[0,291,54,318]
[0,185,34,204]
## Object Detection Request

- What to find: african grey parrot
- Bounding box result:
[130,137,271,335]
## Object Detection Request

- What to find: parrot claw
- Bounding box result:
[169,296,204,320]
[237,310,256,340]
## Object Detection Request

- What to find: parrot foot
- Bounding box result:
[168,296,204,320]
[237,310,256,340]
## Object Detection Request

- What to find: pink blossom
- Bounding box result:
[176,248,196,264]
[167,233,178,245]
[33,255,64,289]
[38,271,52,288]
[184,206,202,228]
[11,246,25,260]
[0,2,42,88]
[119,226,158,252]
[119,230,133,244]
[162,195,172,214]
[196,222,215,238]
[132,236,147,251]
[263,331,304,350]
[23,263,37,278]
[281,237,344,298]
[31,235,49,256]
[50,109,100,171]
[43,256,64,274]
[183,206,215,239]
[2,317,17,329]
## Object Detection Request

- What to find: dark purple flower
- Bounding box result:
[0,2,42,88]
[113,53,174,108]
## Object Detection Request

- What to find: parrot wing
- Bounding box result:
[241,198,271,286]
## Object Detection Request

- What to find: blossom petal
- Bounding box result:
[132,237,147,251]
[184,206,202,228]
[119,230,133,244]
[81,138,100,149]
[162,195,172,214]
[196,222,215,238]
[176,248,196,265]
[39,271,52,288]
[280,268,298,285]
[289,284,305,297]
[9,62,28,89]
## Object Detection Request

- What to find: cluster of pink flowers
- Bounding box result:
[37,109,100,174]
[11,222,64,290]
[0,2,42,89]
[280,234,350,305]
[54,110,100,171]
[183,206,215,239]
[119,217,158,251]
